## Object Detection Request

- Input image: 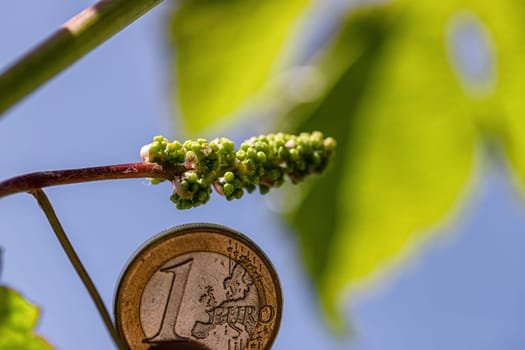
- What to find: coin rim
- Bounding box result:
[113,223,283,350]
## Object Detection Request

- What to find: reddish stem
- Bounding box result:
[0,162,185,198]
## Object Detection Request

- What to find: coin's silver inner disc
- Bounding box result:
[140,252,260,350]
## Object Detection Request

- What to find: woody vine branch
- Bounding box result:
[0,0,163,116]
[0,162,184,198]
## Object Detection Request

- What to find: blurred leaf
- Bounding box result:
[286,3,477,329]
[168,0,525,333]
[170,0,310,134]
[0,286,53,349]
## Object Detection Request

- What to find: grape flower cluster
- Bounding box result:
[140,131,336,209]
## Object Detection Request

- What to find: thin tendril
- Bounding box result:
[30,189,126,350]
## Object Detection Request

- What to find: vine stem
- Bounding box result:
[0,0,163,116]
[30,189,126,350]
[0,162,185,199]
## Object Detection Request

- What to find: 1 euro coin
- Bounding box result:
[114,223,282,350]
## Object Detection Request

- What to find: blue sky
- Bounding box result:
[1,1,525,349]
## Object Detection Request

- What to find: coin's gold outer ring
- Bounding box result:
[114,223,283,350]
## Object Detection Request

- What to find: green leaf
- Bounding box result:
[286,3,477,329]
[167,0,525,333]
[0,286,53,349]
[170,0,310,134]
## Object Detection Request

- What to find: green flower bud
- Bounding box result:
[223,183,235,196]
[197,191,209,202]
[324,137,337,151]
[247,149,257,159]
[209,142,219,152]
[257,151,267,164]
[236,150,246,160]
[224,171,235,183]
[289,149,299,161]
[186,172,198,183]
[259,185,270,195]
[233,189,244,199]
[245,183,256,193]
